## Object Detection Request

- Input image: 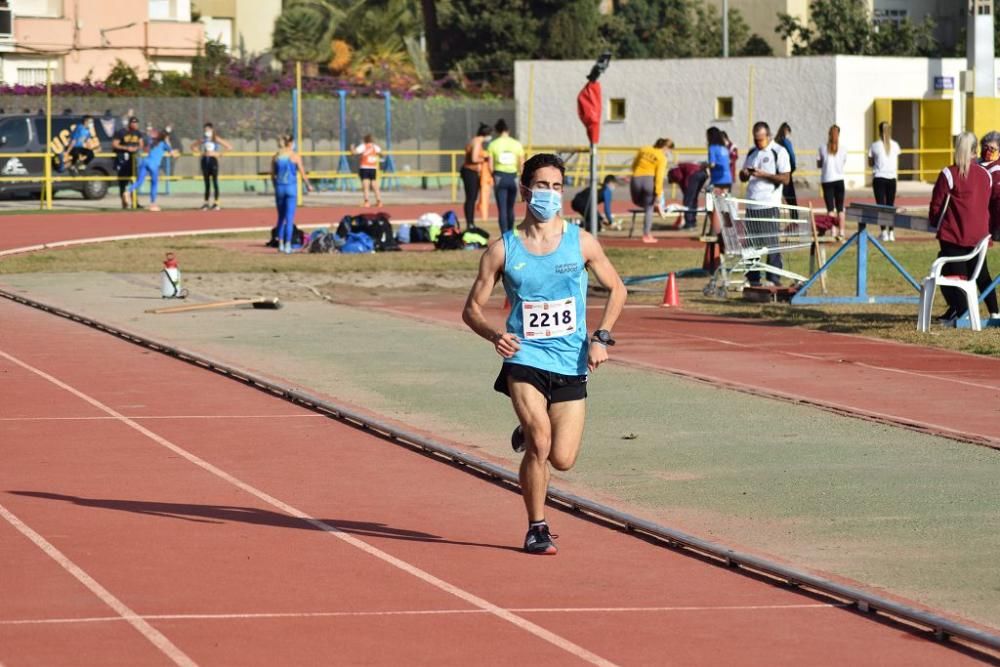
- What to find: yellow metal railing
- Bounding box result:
[25,145,952,209]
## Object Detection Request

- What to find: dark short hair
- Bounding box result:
[495,118,509,134]
[476,122,491,136]
[82,114,93,122]
[204,122,214,128]
[752,121,771,135]
[706,126,724,146]
[520,153,565,189]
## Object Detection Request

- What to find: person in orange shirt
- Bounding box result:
[630,138,672,243]
[352,134,383,208]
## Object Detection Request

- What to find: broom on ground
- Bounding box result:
[146,297,282,315]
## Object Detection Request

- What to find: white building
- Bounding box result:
[515,56,992,187]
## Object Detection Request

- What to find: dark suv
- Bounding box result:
[0,113,115,200]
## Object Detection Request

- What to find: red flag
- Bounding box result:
[577,80,602,145]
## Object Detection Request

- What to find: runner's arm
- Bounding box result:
[581,231,626,334]
[581,231,625,372]
[219,137,234,151]
[293,154,313,192]
[462,241,519,358]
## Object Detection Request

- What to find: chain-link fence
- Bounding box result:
[2,95,515,186]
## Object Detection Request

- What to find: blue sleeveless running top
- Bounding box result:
[274,154,297,190]
[502,222,588,376]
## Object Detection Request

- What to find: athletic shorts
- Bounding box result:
[359,168,377,181]
[494,363,587,405]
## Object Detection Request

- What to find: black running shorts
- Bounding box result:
[494,363,587,405]
[359,168,377,181]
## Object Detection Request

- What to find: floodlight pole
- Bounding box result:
[722,0,729,57]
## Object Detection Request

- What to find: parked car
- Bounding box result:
[0,113,115,200]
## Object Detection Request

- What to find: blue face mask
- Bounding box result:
[527,188,562,222]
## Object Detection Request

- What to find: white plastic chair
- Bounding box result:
[917,235,992,332]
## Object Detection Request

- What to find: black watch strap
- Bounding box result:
[592,329,615,346]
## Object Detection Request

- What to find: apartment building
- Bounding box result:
[0,0,205,85]
[193,0,281,57]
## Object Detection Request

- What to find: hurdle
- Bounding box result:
[791,203,921,305]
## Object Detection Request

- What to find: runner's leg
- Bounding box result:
[508,379,553,523]
[547,399,586,472]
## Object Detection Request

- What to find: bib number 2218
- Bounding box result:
[522,298,576,339]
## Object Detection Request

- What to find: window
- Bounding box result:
[16,0,61,18]
[17,68,49,85]
[149,0,191,21]
[873,9,907,26]
[715,97,733,120]
[608,98,626,122]
[0,119,30,149]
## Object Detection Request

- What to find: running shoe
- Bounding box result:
[200,202,210,210]
[524,523,558,555]
[148,204,161,212]
[888,230,896,242]
[211,202,221,211]
[511,425,525,453]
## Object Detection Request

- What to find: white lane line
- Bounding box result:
[0,502,196,667]
[0,348,617,667]
[0,415,319,422]
[0,602,842,626]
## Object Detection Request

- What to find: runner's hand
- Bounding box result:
[588,341,609,372]
[494,332,520,358]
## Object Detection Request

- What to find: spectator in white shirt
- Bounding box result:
[817,124,848,241]
[869,121,901,241]
[739,121,792,286]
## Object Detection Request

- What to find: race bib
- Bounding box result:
[497,151,516,166]
[522,297,576,339]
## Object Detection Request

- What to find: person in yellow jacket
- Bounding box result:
[630,138,673,243]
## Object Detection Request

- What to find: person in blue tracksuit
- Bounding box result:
[126,129,180,211]
[462,153,627,555]
[271,134,313,254]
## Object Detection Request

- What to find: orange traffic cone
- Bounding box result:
[661,272,681,308]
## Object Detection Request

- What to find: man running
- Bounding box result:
[462,153,626,555]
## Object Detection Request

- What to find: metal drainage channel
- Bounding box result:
[3,288,999,660]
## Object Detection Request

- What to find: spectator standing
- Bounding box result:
[191,122,233,211]
[775,122,798,215]
[111,115,145,210]
[928,132,998,321]
[630,138,672,243]
[486,118,525,234]
[461,123,491,227]
[67,115,97,174]
[271,134,314,254]
[571,175,618,228]
[739,121,791,286]
[352,134,382,208]
[707,127,732,193]
[869,121,901,241]
[667,161,709,229]
[817,124,848,241]
[125,129,180,212]
[978,131,1000,242]
[722,131,739,183]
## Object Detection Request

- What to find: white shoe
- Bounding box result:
[990,313,1000,320]
[888,230,895,242]
[879,229,889,242]
[278,241,286,253]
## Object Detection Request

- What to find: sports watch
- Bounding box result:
[591,329,615,346]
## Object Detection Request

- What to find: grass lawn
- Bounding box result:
[2,230,998,356]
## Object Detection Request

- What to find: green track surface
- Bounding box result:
[3,271,998,630]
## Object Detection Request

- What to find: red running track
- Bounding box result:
[361,296,1000,449]
[1,290,988,665]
